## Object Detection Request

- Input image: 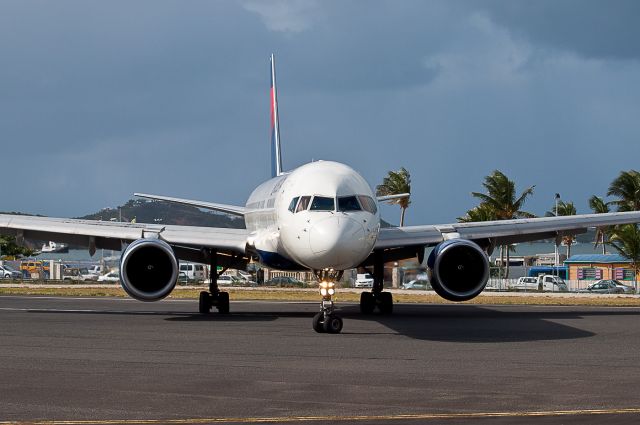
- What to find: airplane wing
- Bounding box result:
[0,214,249,264]
[375,211,640,251]
[134,193,247,216]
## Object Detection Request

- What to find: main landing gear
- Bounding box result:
[312,269,344,334]
[359,251,393,315]
[199,249,230,315]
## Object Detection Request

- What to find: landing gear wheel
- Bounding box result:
[323,314,343,334]
[216,291,230,314]
[378,292,393,315]
[199,291,211,314]
[312,312,325,333]
[360,292,375,314]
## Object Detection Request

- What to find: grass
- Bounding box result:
[1,285,640,307]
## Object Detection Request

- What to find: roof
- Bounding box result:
[565,254,630,264]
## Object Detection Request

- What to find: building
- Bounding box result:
[564,254,638,282]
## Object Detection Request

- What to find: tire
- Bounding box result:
[216,292,230,314]
[360,292,375,314]
[312,312,325,333]
[199,291,211,314]
[378,292,393,315]
[323,315,343,334]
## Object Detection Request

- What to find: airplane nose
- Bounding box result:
[308,216,366,269]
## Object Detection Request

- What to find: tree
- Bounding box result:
[0,235,34,257]
[607,170,640,211]
[470,170,536,278]
[457,203,496,223]
[376,167,411,227]
[545,200,577,258]
[589,195,610,254]
[609,224,640,293]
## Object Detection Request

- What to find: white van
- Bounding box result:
[510,275,568,292]
[355,273,374,288]
[178,263,207,282]
[87,265,103,276]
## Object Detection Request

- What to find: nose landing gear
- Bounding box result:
[312,269,344,334]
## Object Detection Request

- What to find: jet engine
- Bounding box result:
[119,238,178,301]
[427,239,489,302]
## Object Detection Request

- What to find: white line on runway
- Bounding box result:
[3,407,640,424]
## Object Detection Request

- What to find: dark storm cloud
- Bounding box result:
[474,0,640,60]
[1,0,639,225]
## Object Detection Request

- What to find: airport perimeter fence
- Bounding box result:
[486,277,639,293]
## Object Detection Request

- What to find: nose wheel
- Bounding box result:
[312,269,344,334]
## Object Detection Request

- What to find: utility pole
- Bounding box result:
[554,193,560,270]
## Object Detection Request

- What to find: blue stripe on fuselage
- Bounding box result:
[256,249,306,271]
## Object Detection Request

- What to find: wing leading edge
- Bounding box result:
[0,214,249,264]
[134,193,247,216]
[375,211,640,251]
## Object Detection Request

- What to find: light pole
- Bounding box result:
[554,193,561,269]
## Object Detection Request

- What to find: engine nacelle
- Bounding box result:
[427,239,489,302]
[119,238,178,301]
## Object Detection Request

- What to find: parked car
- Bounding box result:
[511,275,567,292]
[355,273,374,288]
[583,281,625,294]
[0,265,22,279]
[401,279,430,290]
[510,276,539,291]
[216,275,236,286]
[98,270,120,282]
[604,279,636,294]
[264,276,306,287]
[87,265,104,276]
[63,267,98,281]
[179,263,207,282]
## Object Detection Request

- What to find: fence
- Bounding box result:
[486,277,639,293]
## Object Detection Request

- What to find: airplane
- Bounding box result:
[3,54,640,334]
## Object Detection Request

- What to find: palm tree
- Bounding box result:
[457,203,496,223]
[589,195,610,254]
[471,170,536,220]
[376,167,411,227]
[470,170,536,278]
[545,200,577,258]
[607,170,640,211]
[609,224,640,293]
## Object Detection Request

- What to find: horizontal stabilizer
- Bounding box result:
[134,193,246,216]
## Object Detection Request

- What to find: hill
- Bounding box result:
[78,199,245,228]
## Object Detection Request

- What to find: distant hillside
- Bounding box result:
[78,199,245,229]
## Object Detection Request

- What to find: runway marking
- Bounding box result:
[3,408,640,424]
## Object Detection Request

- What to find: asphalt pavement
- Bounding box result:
[1,295,640,424]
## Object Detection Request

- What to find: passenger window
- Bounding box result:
[310,196,335,211]
[296,196,311,213]
[357,195,378,214]
[288,197,299,213]
[338,196,361,212]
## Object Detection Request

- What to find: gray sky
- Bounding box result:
[2,0,639,225]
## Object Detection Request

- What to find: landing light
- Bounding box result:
[319,281,335,296]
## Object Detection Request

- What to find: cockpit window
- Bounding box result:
[338,196,361,212]
[357,195,378,214]
[310,196,335,211]
[288,197,299,213]
[296,196,311,213]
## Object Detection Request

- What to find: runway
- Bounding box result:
[1,296,640,424]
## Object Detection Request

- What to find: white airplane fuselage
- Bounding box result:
[244,161,380,271]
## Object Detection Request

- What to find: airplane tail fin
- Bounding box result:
[270,54,283,177]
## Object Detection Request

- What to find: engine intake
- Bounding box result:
[427,239,489,302]
[119,238,178,301]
